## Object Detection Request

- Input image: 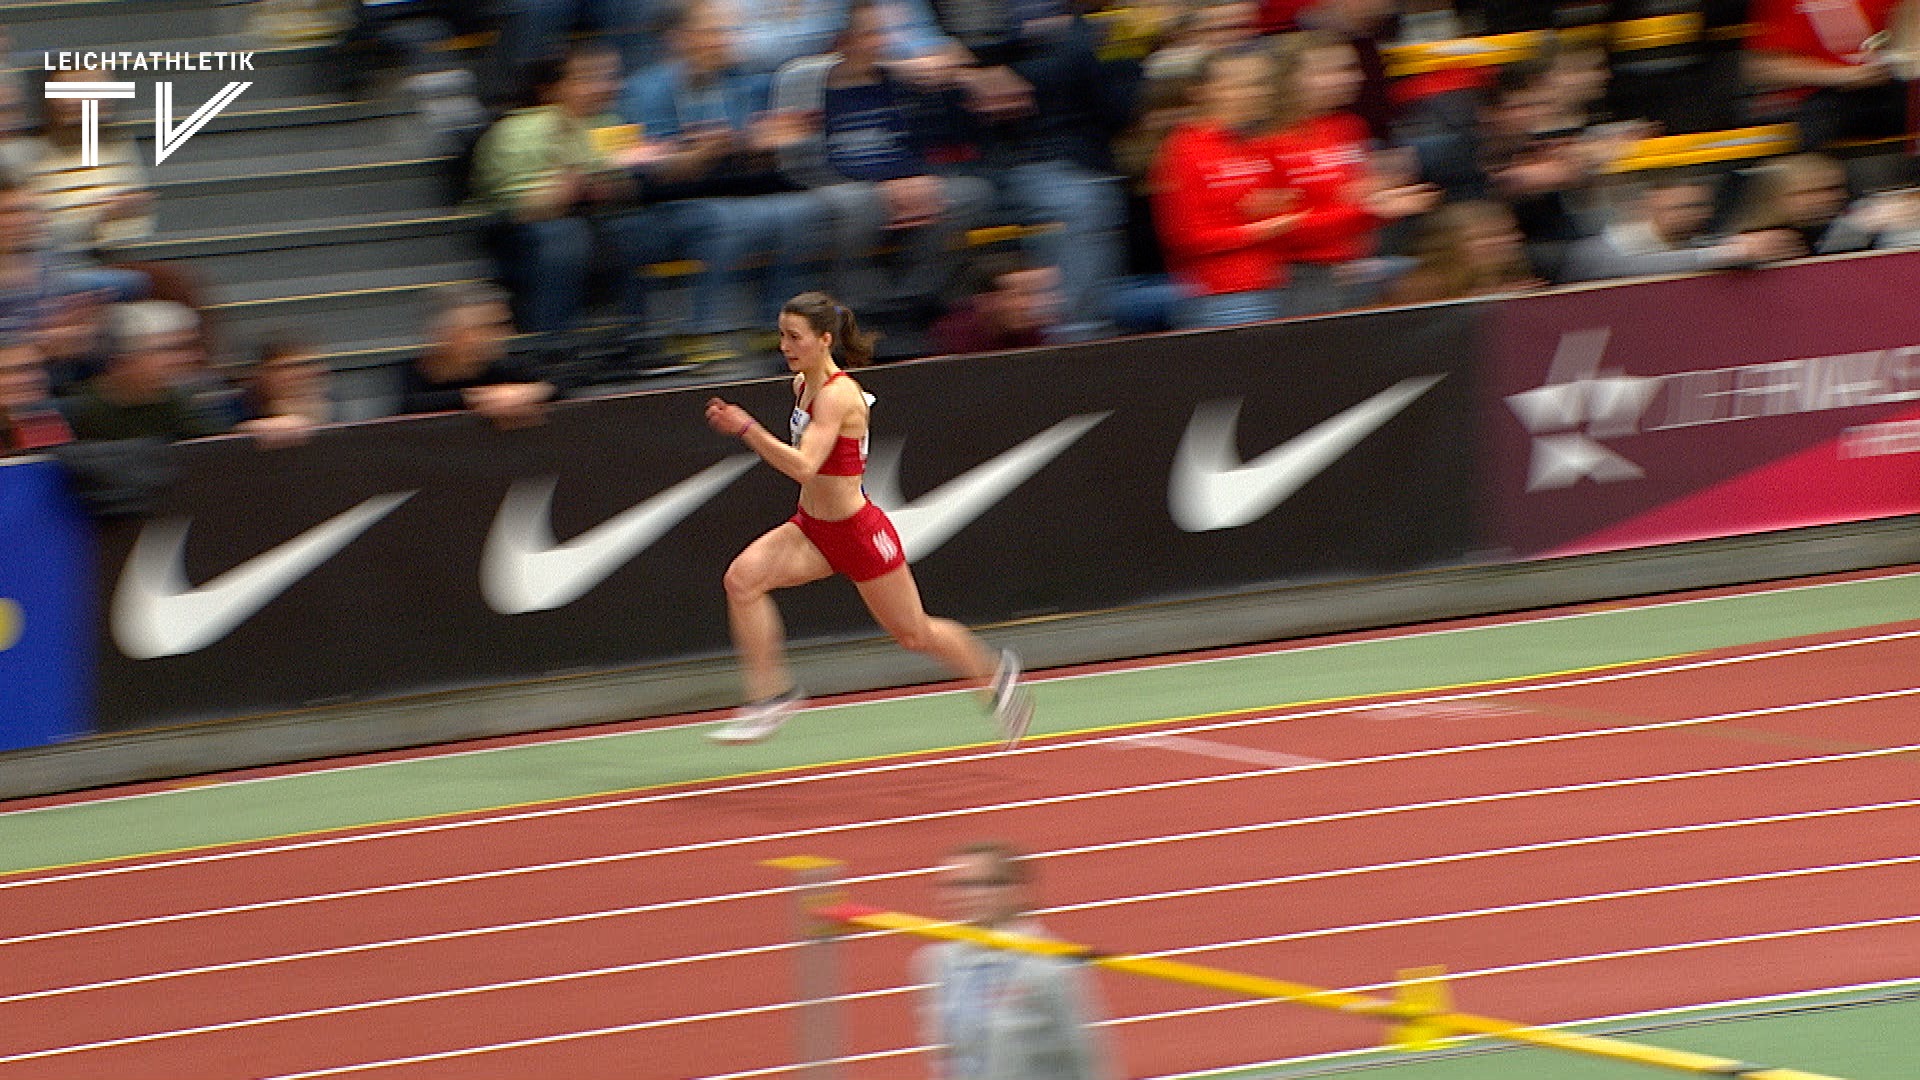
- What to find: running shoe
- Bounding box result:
[709,688,802,745]
[990,650,1033,751]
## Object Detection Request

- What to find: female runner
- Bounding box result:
[702,292,1034,747]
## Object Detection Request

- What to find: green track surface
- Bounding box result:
[3,572,1919,876]
[1202,985,1920,1080]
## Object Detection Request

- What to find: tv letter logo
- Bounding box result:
[45,80,250,165]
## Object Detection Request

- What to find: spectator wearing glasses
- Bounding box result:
[915,840,1113,1080]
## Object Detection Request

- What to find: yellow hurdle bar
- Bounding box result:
[812,902,1851,1080]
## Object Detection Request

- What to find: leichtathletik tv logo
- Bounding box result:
[43,50,254,165]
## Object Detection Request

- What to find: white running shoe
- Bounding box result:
[709,689,802,745]
[990,650,1033,751]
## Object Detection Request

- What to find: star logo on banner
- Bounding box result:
[1505,328,1659,492]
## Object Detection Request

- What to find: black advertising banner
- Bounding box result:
[95,306,1477,730]
[1486,250,1920,558]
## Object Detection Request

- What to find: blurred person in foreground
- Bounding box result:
[1833,183,1920,247]
[916,840,1113,1080]
[403,283,555,427]
[64,302,230,443]
[1286,0,1399,144]
[930,251,1063,355]
[1407,59,1611,282]
[1563,173,1803,281]
[0,333,74,454]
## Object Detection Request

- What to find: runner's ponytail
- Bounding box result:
[782,292,876,368]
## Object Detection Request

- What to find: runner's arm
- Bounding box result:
[705,381,857,483]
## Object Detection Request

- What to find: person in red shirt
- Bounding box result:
[1746,0,1918,152]
[1150,42,1303,329]
[1264,31,1438,315]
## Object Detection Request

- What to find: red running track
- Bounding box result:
[1,629,1917,1079]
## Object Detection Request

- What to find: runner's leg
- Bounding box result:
[855,565,997,698]
[724,522,832,701]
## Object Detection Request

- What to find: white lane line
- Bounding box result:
[1127,855,1920,958]
[176,913,1920,1080]
[8,793,1918,1007]
[1118,734,1328,769]
[9,656,1920,895]
[7,734,1912,945]
[11,569,1913,822]
[8,857,1912,1067]
[4,742,1915,949]
[0,983,917,1069]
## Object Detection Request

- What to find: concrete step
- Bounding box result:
[108,96,416,165]
[314,334,423,372]
[207,260,495,345]
[149,148,457,232]
[2,0,251,52]
[119,209,490,286]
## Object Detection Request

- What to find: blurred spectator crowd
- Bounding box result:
[2,0,1919,465]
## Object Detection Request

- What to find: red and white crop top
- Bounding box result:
[790,371,873,477]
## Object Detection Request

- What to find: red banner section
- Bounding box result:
[1484,250,1920,558]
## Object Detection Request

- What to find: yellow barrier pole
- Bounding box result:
[764,856,850,1080]
[812,901,1853,1080]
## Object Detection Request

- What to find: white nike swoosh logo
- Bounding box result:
[1169,375,1445,532]
[112,492,414,660]
[482,456,756,614]
[866,413,1108,560]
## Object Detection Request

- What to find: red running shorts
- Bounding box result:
[790,500,907,582]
